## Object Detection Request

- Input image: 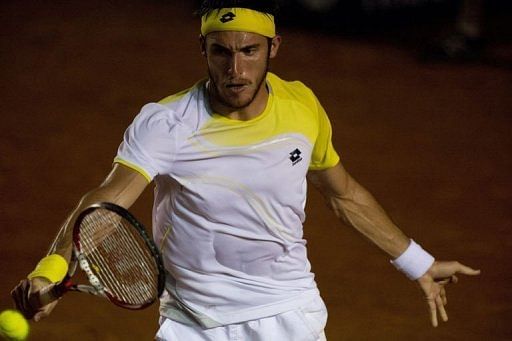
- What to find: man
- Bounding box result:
[12,1,480,340]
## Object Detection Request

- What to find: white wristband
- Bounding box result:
[390,240,435,280]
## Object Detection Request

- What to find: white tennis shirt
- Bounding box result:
[115,72,340,327]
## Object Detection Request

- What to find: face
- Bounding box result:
[201,31,281,112]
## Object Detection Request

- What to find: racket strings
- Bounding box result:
[82,230,134,303]
[99,219,156,300]
[81,224,142,304]
[82,213,157,304]
[88,211,158,298]
[79,209,159,306]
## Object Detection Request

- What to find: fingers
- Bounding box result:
[455,262,481,276]
[431,261,480,280]
[436,275,458,286]
[420,261,479,328]
[426,292,449,327]
[33,307,51,322]
[426,296,438,327]
[436,295,448,323]
[11,278,54,321]
[440,286,447,305]
[11,280,36,319]
[422,279,449,328]
[436,278,450,285]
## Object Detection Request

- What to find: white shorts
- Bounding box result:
[155,296,328,341]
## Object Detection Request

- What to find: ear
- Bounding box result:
[269,35,282,59]
[199,35,206,57]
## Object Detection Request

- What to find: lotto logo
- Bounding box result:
[289,149,303,166]
[220,12,236,23]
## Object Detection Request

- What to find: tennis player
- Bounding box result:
[12,1,480,340]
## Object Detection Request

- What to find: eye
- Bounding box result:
[211,45,231,56]
[241,47,257,55]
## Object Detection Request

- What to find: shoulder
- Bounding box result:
[158,83,198,106]
[127,102,176,140]
[131,80,206,129]
[132,82,200,131]
[158,79,206,106]
[266,72,318,110]
[150,80,207,130]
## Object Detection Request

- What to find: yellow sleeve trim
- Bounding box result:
[27,254,68,283]
[308,154,340,171]
[114,158,153,183]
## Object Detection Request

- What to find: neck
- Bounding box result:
[207,79,269,121]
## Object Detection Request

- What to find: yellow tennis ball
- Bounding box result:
[0,309,30,341]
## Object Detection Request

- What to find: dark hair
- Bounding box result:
[197,0,279,18]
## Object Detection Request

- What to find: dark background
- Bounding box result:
[1,1,511,339]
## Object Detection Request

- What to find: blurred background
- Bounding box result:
[1,0,511,340]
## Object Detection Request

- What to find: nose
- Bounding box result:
[227,52,242,76]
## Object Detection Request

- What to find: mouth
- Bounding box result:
[225,82,250,93]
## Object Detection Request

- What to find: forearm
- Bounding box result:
[17,163,147,320]
[308,163,411,258]
[47,186,130,259]
[327,180,410,258]
[309,162,436,278]
[308,164,479,328]
[47,163,148,260]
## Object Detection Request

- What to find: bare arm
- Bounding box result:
[47,163,149,261]
[307,162,410,257]
[12,163,149,320]
[308,162,480,327]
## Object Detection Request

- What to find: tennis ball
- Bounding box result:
[0,310,29,341]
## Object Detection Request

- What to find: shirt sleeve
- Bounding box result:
[114,103,180,182]
[309,95,340,171]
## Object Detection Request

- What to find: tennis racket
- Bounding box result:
[37,202,165,310]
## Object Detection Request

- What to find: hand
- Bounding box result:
[417,261,480,327]
[11,277,59,321]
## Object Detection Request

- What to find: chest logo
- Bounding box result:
[289,148,303,166]
[220,12,236,23]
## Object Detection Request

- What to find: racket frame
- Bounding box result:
[72,202,166,309]
[38,202,165,310]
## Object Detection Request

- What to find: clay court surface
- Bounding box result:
[1,1,511,340]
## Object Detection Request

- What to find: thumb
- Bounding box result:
[33,306,52,322]
[456,263,481,276]
[33,310,46,322]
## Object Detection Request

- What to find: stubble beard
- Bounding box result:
[208,59,269,111]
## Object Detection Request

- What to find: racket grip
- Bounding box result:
[36,282,68,308]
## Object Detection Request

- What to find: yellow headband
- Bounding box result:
[201,8,276,38]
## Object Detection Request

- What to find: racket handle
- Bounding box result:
[36,281,68,308]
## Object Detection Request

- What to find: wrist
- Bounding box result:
[27,254,68,283]
[390,240,435,280]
